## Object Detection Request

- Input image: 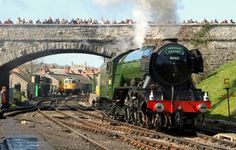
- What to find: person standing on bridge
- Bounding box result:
[0,86,7,118]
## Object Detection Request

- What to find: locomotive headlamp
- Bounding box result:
[108,79,112,85]
[197,103,208,113]
[177,105,182,110]
[155,103,164,112]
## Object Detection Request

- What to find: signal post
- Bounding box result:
[224,78,231,119]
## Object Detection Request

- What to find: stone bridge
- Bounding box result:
[0,24,236,89]
[0,24,136,71]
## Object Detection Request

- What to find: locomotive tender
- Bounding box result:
[98,39,211,131]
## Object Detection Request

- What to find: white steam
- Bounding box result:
[132,0,151,47]
[148,0,178,24]
[93,0,178,47]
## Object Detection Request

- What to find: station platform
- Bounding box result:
[0,117,54,150]
[214,133,236,142]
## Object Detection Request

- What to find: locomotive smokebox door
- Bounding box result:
[150,43,191,86]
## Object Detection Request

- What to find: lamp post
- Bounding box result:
[223,78,230,119]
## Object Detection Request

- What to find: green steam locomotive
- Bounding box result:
[97,39,211,131]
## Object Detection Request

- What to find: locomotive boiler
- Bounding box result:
[98,39,211,131]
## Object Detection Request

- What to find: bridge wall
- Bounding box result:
[0,24,235,73]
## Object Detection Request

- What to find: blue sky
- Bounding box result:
[0,0,235,67]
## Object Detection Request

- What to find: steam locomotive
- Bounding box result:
[97,38,211,131]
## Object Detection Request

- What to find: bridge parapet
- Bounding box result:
[0,24,236,73]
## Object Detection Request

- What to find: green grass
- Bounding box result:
[197,60,236,121]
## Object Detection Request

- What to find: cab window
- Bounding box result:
[142,48,152,58]
[124,50,143,62]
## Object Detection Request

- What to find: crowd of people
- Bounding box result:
[183,18,235,24]
[0,17,235,25]
[0,17,134,25]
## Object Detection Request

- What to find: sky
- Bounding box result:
[0,0,235,67]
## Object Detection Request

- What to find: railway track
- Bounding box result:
[196,133,236,149]
[4,98,235,150]
[2,96,78,118]
[63,101,234,150]
[4,105,36,117]
[35,100,109,150]
[53,108,179,150]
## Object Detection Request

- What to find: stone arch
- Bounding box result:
[1,42,113,71]
[0,41,115,94]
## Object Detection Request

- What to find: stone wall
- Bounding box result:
[146,25,236,74]
[0,24,236,74]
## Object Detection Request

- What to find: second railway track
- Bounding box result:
[62,100,236,150]
[6,98,235,150]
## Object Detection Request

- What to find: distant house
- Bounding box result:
[38,66,92,93]
[10,69,34,97]
[43,73,68,90]
[43,73,92,93]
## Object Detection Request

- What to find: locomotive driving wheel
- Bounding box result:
[125,106,136,124]
[155,112,166,131]
[125,106,139,124]
[189,118,196,133]
[184,116,196,133]
[124,106,131,123]
[124,90,139,124]
[109,104,126,121]
[138,100,147,127]
[175,110,184,129]
[137,110,145,127]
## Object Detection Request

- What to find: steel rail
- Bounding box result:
[64,103,227,150]
[35,101,109,150]
[54,109,164,150]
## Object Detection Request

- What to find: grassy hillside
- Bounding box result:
[197,60,236,121]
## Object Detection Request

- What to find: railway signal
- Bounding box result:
[223,78,231,119]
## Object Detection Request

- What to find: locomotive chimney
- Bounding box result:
[162,38,178,43]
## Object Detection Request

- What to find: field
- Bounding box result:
[197,60,236,121]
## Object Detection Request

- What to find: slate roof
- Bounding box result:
[44,73,91,84]
[13,71,33,84]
